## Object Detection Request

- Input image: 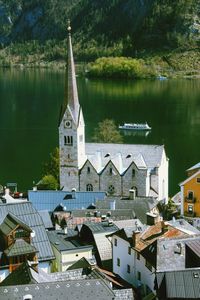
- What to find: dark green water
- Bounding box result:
[0,68,200,196]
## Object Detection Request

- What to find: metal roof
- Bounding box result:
[28,190,106,212]
[185,239,200,257]
[156,268,200,298]
[0,202,54,261]
[4,239,37,257]
[0,213,32,235]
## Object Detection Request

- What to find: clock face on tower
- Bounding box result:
[64,120,72,128]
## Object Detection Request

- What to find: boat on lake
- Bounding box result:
[119,122,151,131]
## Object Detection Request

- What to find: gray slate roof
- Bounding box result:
[47,229,93,252]
[28,190,106,212]
[4,239,37,257]
[0,202,54,261]
[84,143,164,174]
[156,268,200,299]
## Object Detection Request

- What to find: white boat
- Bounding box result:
[119,122,151,131]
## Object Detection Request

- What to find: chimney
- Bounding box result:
[33,186,37,192]
[146,213,160,225]
[71,188,76,199]
[63,225,68,235]
[129,189,136,200]
[132,230,140,246]
[161,221,168,233]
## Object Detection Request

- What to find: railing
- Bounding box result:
[185,197,196,203]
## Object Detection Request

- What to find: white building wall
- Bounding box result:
[158,150,169,203]
[112,235,156,294]
[0,268,9,283]
[61,248,93,271]
[38,261,51,273]
[112,236,135,285]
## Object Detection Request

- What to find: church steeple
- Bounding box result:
[59,20,86,191]
[66,20,80,125]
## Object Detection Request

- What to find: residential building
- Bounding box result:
[58,23,169,202]
[110,219,200,296]
[0,199,54,282]
[0,258,134,300]
[180,162,200,218]
[47,229,94,271]
[78,222,119,270]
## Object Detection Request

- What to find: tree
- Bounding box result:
[43,147,59,183]
[92,119,123,143]
[38,174,59,190]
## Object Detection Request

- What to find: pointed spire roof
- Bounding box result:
[59,20,80,125]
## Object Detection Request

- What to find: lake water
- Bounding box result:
[0,68,200,196]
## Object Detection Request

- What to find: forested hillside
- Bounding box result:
[0,0,199,69]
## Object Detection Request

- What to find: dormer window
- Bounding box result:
[105,153,110,158]
[126,154,131,158]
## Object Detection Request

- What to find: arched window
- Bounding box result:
[132,169,135,177]
[132,186,138,196]
[188,191,194,200]
[108,185,115,194]
[109,167,113,175]
[86,184,93,191]
[87,167,90,174]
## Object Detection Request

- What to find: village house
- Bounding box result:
[109,219,200,297]
[179,162,200,221]
[0,194,54,282]
[0,258,134,300]
[58,23,169,202]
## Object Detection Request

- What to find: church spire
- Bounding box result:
[67,20,80,125]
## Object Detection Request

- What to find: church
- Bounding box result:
[59,24,168,203]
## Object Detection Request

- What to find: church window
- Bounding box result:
[87,167,90,174]
[109,167,113,175]
[104,153,110,158]
[86,184,93,191]
[64,136,73,146]
[108,185,115,194]
[132,169,135,177]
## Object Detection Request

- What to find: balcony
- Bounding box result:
[185,197,196,203]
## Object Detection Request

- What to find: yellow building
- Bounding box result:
[180,163,200,218]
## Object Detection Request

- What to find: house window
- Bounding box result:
[117,258,120,267]
[137,271,141,281]
[188,191,194,200]
[197,178,200,183]
[137,252,140,260]
[87,167,90,174]
[114,238,117,247]
[132,169,135,177]
[109,167,113,175]
[86,184,93,191]
[188,205,193,213]
[108,185,115,194]
[67,154,70,159]
[128,246,131,255]
[127,264,131,273]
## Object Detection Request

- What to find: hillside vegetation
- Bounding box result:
[0,0,199,76]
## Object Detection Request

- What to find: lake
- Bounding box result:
[0,68,200,196]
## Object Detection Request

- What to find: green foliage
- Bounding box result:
[87,57,156,79]
[159,198,178,220]
[92,119,123,143]
[38,175,59,190]
[42,147,59,184]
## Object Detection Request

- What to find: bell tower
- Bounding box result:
[59,20,86,190]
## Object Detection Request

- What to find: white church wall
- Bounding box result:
[158,150,168,203]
